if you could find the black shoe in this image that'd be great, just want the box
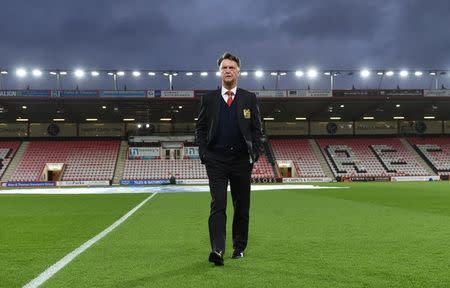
[231,249,244,259]
[208,250,224,266]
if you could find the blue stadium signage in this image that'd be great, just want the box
[120,179,171,185]
[0,90,17,97]
[2,181,56,187]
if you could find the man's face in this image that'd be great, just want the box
[220,59,240,86]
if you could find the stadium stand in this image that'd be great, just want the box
[123,159,207,180]
[0,141,21,178]
[270,139,327,177]
[251,155,275,178]
[122,146,274,180]
[270,139,325,177]
[10,140,119,181]
[316,138,430,177]
[408,137,450,175]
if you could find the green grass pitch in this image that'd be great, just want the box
[1,182,450,287]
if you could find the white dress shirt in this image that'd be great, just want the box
[221,86,237,103]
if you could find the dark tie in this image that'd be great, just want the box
[226,90,234,106]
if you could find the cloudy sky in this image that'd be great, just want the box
[2,0,450,90]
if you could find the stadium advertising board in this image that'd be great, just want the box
[0,90,51,97]
[355,121,397,135]
[333,90,380,97]
[51,90,99,97]
[339,176,391,182]
[159,90,195,97]
[251,178,280,183]
[146,90,155,98]
[265,122,308,136]
[128,147,161,160]
[251,90,286,97]
[100,91,146,97]
[424,90,450,97]
[379,90,423,97]
[391,176,440,182]
[310,121,353,135]
[282,177,333,183]
[0,123,28,137]
[0,90,18,97]
[120,179,171,185]
[194,90,210,98]
[56,181,110,187]
[19,90,51,97]
[333,90,423,97]
[176,179,209,184]
[288,90,332,97]
[1,181,56,187]
[29,123,77,137]
[79,123,124,137]
[184,147,199,159]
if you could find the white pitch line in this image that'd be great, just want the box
[2,184,347,195]
[22,192,158,288]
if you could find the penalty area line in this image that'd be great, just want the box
[23,192,158,288]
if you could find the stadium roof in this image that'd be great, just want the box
[0,92,449,123]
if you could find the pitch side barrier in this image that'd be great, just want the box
[0,180,110,188]
[336,175,443,182]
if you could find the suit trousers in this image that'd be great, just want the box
[205,150,253,253]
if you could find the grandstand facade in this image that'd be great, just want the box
[1,88,450,186]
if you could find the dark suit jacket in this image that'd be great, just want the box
[195,88,264,164]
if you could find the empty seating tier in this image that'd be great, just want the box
[270,139,326,177]
[0,141,21,178]
[408,137,450,175]
[11,140,119,181]
[316,138,429,177]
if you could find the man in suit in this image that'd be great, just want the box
[195,52,263,266]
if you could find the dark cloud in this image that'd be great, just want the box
[277,1,384,41]
[380,0,450,68]
[1,0,450,74]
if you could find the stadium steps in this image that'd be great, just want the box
[309,139,335,178]
[1,141,29,182]
[264,140,281,178]
[112,140,128,184]
[400,138,436,175]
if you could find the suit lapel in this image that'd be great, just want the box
[235,88,245,132]
[212,89,221,131]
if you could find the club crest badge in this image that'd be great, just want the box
[243,109,251,119]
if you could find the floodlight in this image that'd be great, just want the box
[74,69,85,78]
[307,69,318,78]
[295,70,304,77]
[16,68,27,77]
[32,69,42,77]
[399,70,409,77]
[360,69,370,78]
